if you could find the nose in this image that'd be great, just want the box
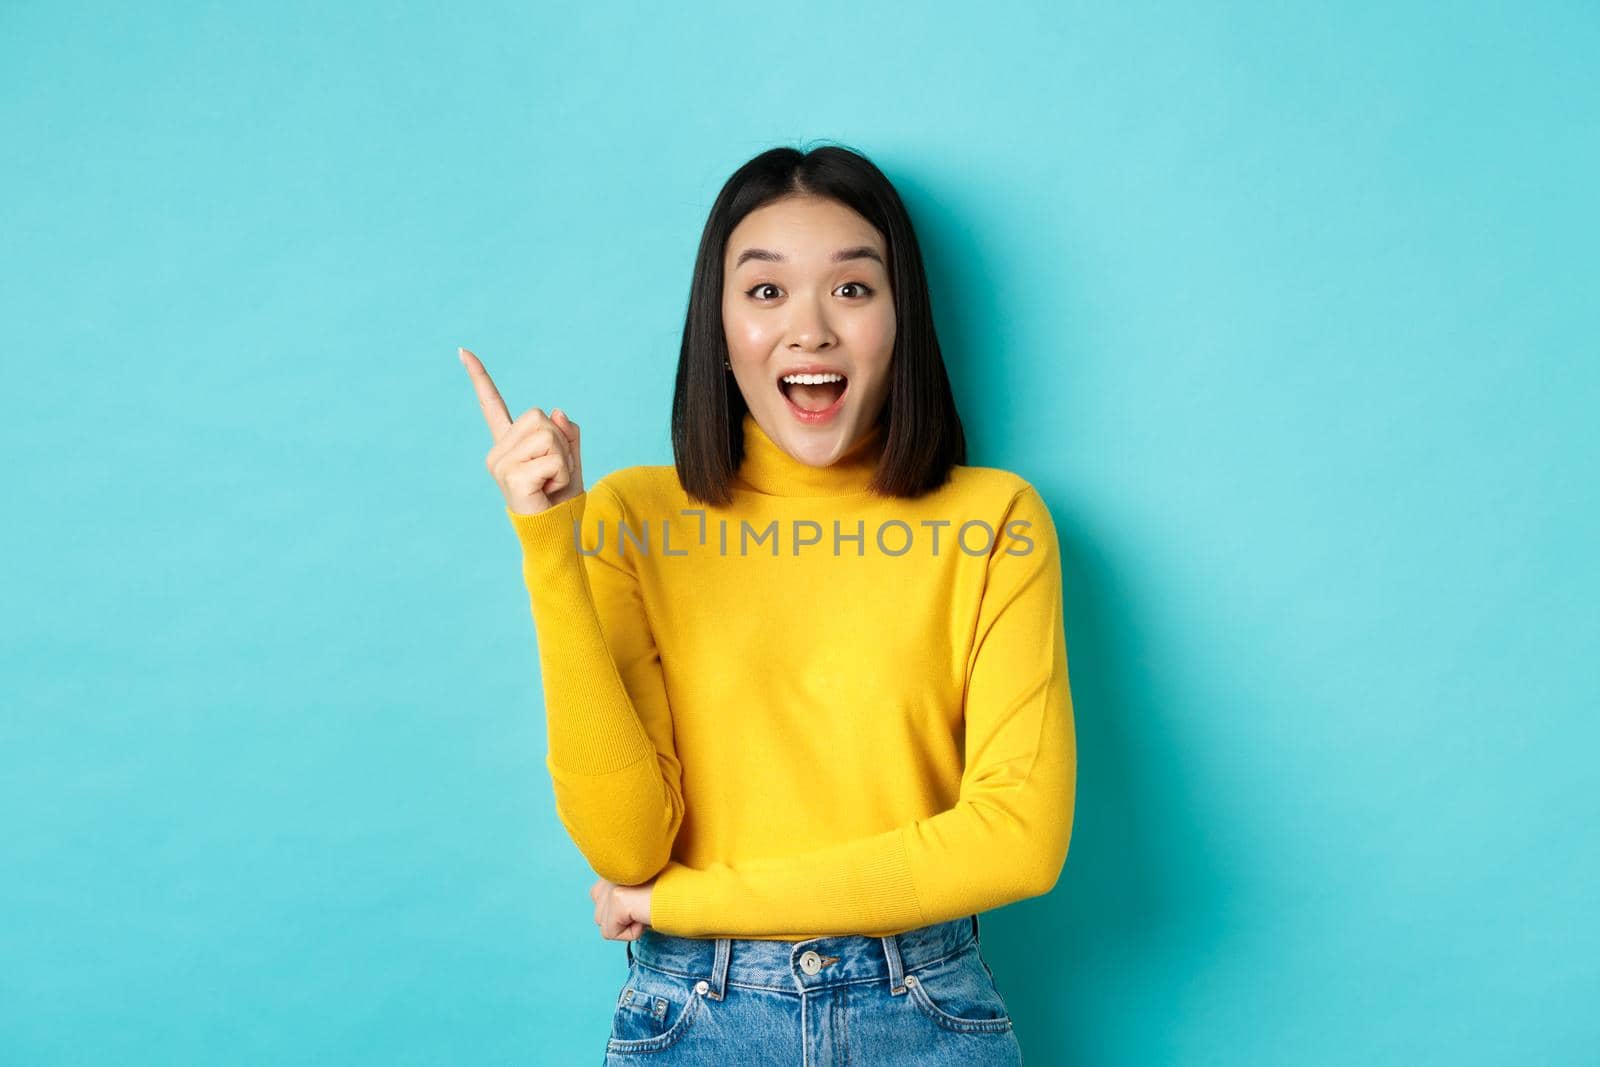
[786,296,837,351]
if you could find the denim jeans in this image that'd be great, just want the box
[603,913,1022,1065]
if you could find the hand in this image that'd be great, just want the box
[460,346,584,516]
[590,875,654,942]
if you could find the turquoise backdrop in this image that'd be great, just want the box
[3,2,1595,1064]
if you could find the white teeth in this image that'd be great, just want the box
[780,372,846,385]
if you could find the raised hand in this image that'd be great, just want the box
[460,346,584,515]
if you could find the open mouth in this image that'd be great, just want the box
[777,372,849,419]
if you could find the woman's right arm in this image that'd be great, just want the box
[507,482,686,887]
[461,346,683,886]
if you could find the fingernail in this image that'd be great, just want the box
[552,408,564,420]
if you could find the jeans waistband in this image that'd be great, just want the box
[625,914,981,1000]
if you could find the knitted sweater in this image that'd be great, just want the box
[505,410,1075,939]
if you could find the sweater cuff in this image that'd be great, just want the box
[647,861,700,937]
[505,493,588,561]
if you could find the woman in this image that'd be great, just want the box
[461,144,1075,1065]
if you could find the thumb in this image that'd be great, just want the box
[551,408,581,448]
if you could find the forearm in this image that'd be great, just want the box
[508,495,683,880]
[648,753,1074,938]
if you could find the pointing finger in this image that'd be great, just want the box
[459,346,513,439]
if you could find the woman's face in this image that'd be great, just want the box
[722,194,896,467]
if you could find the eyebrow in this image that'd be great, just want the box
[732,245,885,269]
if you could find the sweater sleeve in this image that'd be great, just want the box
[646,484,1075,937]
[505,480,685,886]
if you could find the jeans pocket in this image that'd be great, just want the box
[606,961,709,1055]
[903,943,1015,1034]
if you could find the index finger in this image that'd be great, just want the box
[458,346,513,438]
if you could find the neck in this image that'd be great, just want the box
[734,410,886,497]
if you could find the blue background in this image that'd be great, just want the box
[4,2,1595,1063]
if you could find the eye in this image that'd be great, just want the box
[743,282,876,302]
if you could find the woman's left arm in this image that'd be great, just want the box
[644,484,1076,938]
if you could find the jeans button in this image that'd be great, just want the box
[799,950,822,975]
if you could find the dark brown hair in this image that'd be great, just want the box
[671,142,967,507]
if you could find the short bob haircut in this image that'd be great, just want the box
[671,143,967,507]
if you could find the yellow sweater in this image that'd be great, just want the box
[505,410,1075,940]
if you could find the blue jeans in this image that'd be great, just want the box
[603,913,1022,1065]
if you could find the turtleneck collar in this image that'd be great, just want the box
[734,410,886,497]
